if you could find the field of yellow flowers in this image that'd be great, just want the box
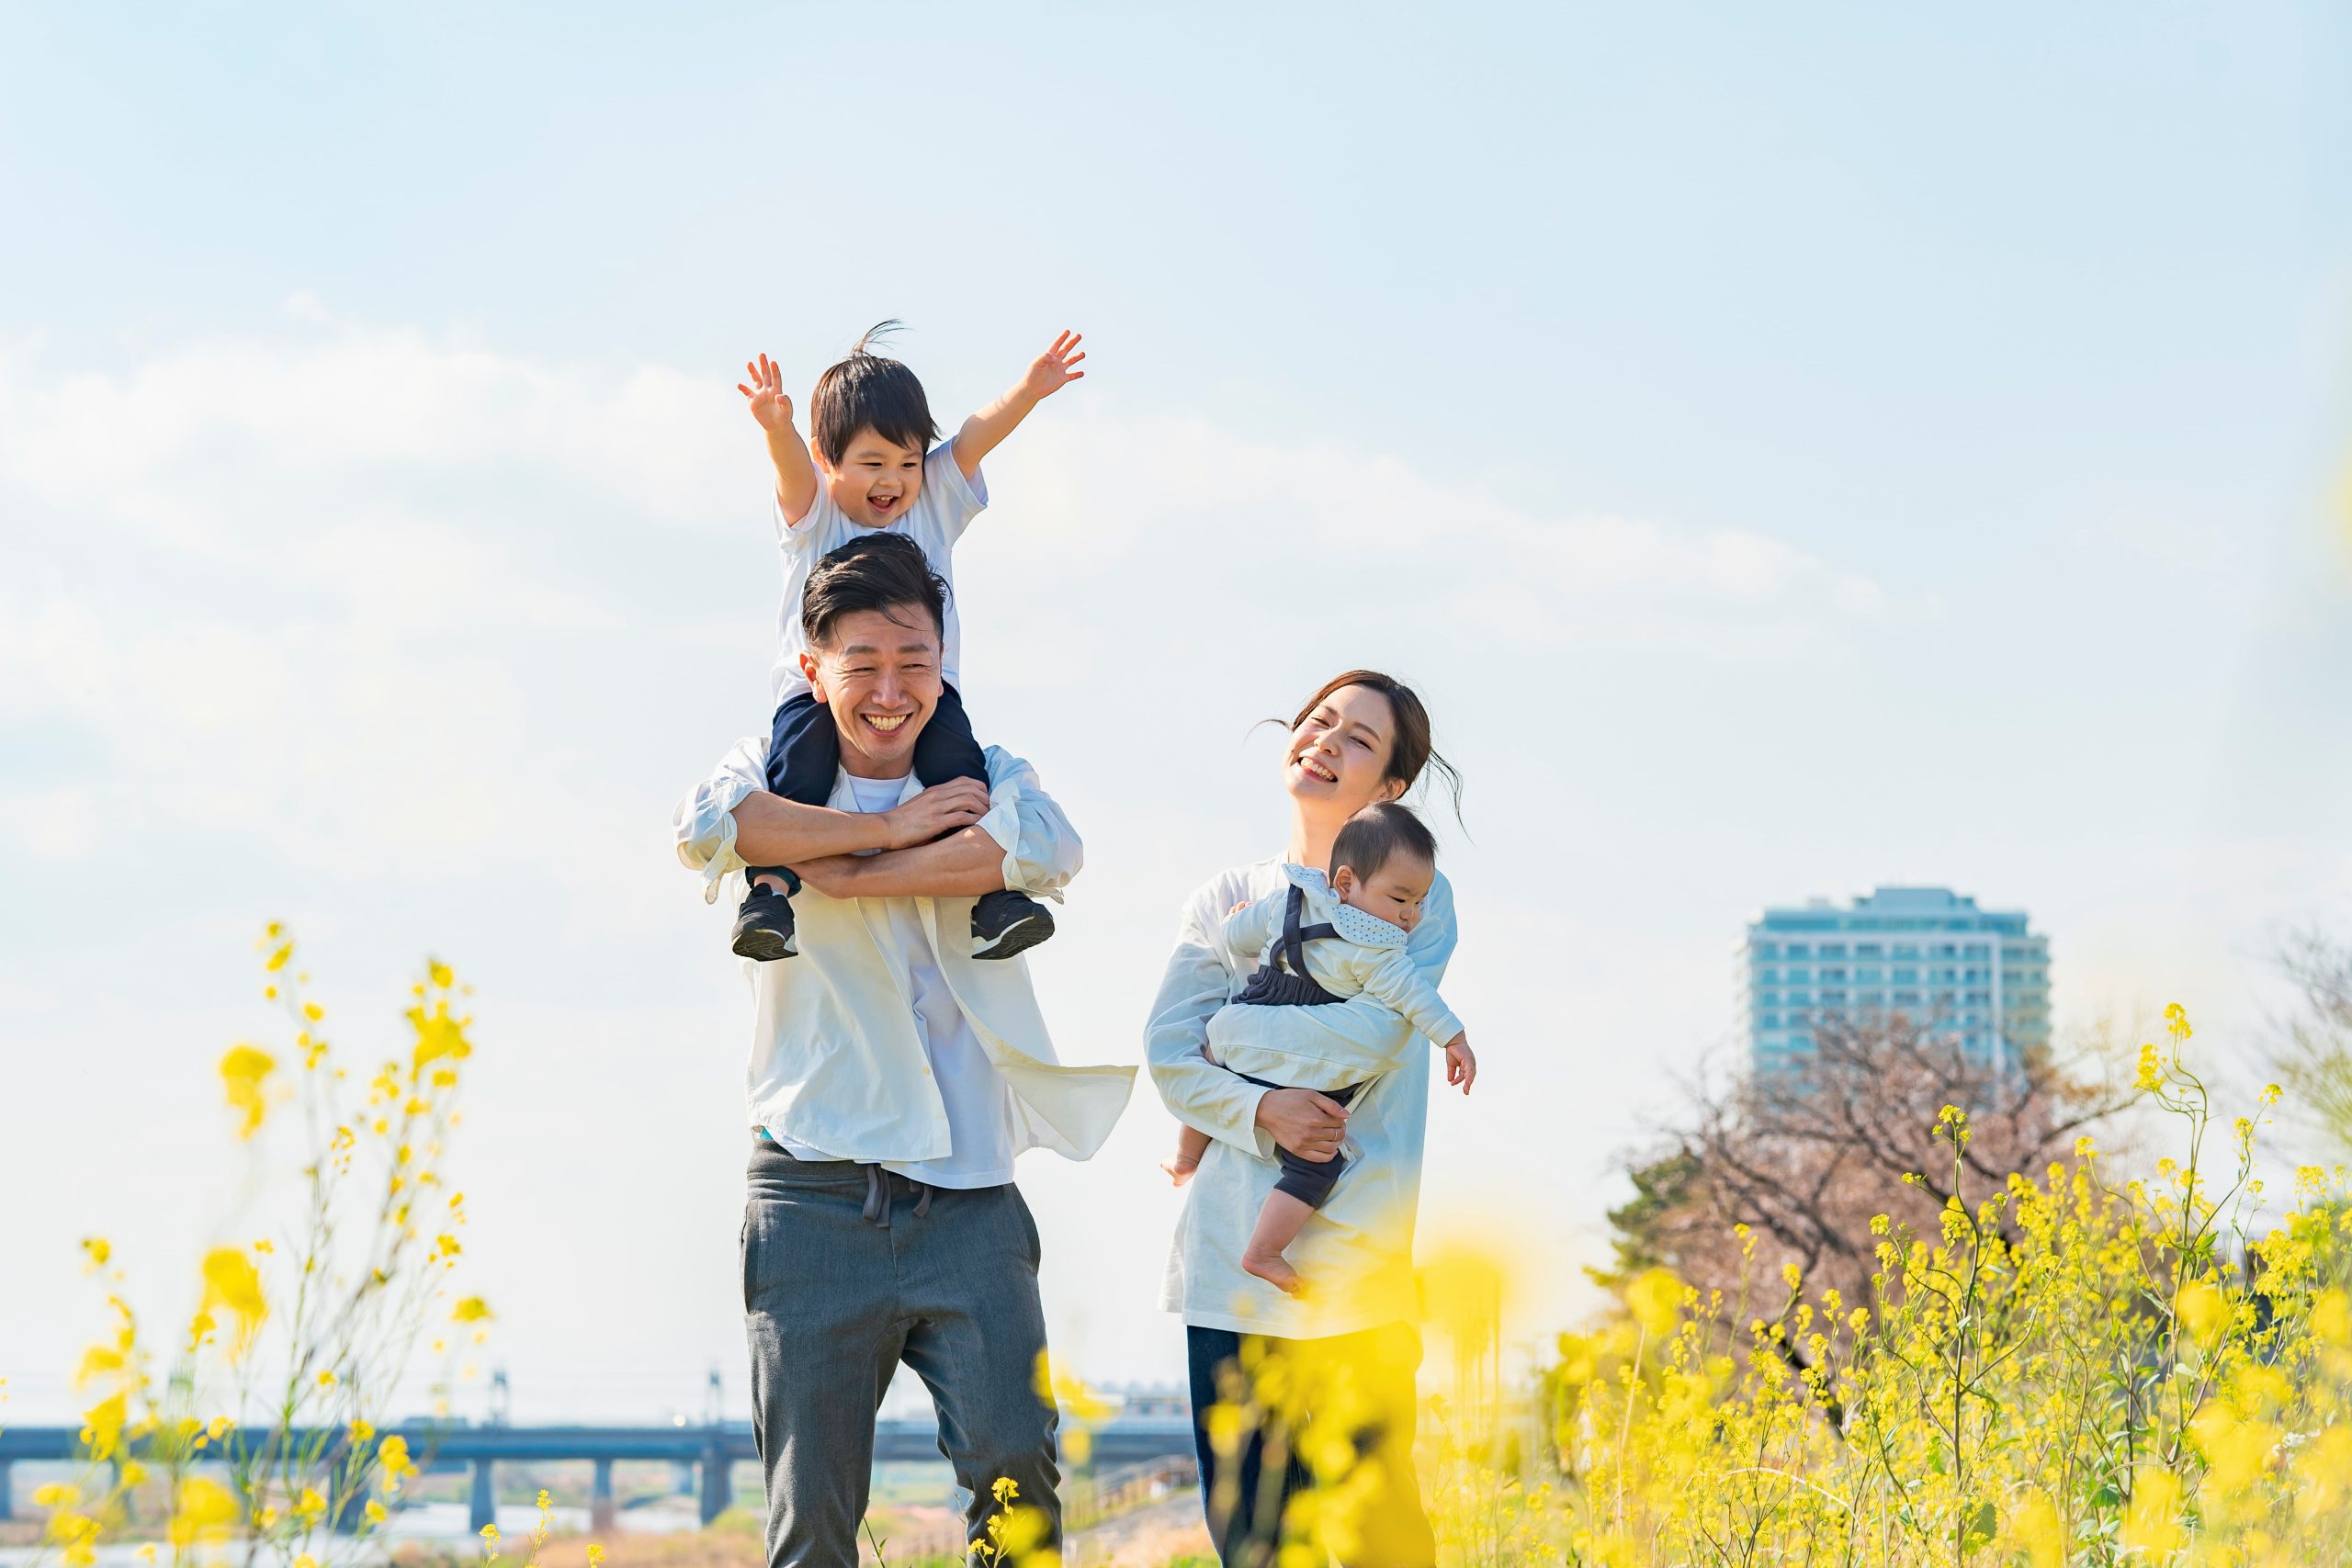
[20,936,2352,1567]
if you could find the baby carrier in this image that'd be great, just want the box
[1235,882,1346,1009]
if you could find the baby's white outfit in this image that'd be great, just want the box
[1205,864,1465,1094]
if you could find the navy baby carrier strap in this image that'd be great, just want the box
[1235,883,1345,1008]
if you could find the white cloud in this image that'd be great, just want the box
[0,310,1897,883]
[986,412,1895,657]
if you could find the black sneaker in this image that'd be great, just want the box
[971,890,1054,961]
[731,882,798,962]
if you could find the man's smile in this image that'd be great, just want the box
[862,713,912,734]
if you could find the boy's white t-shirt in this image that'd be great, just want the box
[768,444,987,706]
[773,768,1018,1190]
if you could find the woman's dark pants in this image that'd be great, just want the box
[1185,1322,1435,1568]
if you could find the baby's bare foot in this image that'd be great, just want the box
[1242,1247,1304,1297]
[1159,1157,1199,1188]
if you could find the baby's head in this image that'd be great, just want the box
[809,321,941,528]
[1328,802,1439,933]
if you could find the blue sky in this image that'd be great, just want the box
[3,3,2346,1417]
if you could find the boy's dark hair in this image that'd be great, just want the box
[1329,801,1439,883]
[809,321,940,467]
[800,533,951,650]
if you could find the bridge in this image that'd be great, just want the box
[0,1414,1197,1532]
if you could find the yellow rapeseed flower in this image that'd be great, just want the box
[169,1477,240,1548]
[2120,1469,2185,1556]
[1626,1269,1681,1338]
[452,1295,492,1323]
[2007,1489,2064,1568]
[73,1346,123,1387]
[79,1391,127,1460]
[197,1248,266,1351]
[219,1044,277,1137]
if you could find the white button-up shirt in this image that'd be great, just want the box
[674,739,1135,1168]
[1148,857,1458,1338]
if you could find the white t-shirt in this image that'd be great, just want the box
[773,770,1018,1188]
[768,444,987,705]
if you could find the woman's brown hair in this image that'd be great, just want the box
[1287,670,1464,823]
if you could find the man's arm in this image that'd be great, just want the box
[672,739,987,899]
[734,777,991,866]
[797,746,1082,902]
[950,330,1086,480]
[739,353,820,524]
[795,822,1004,899]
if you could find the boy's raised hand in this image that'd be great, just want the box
[738,354,795,432]
[1018,331,1087,402]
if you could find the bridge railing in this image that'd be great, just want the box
[0,1415,1198,1532]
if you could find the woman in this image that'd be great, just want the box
[1146,670,1463,1568]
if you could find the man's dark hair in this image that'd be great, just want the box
[1329,801,1439,882]
[800,533,950,650]
[809,321,940,467]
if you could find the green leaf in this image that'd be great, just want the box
[1959,1499,1998,1551]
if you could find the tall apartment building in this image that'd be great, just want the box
[1740,886,2051,1075]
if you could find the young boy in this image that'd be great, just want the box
[729,322,1086,962]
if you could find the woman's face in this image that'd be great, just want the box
[1283,683,1403,816]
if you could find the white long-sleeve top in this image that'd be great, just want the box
[1148,857,1458,1338]
[674,739,1135,1167]
[1204,865,1465,1093]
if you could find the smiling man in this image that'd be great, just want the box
[673,534,1134,1566]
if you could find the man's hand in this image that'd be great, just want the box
[787,853,861,900]
[880,778,992,850]
[1019,330,1086,402]
[1255,1087,1349,1162]
[738,353,796,433]
[1442,1032,1476,1094]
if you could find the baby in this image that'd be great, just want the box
[729,322,1084,963]
[1166,801,1476,1294]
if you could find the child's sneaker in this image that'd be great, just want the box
[971,890,1054,961]
[732,882,798,962]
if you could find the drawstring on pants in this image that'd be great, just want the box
[860,1164,933,1228]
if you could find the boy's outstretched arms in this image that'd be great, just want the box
[952,330,1086,480]
[739,353,821,525]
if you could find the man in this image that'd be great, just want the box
[673,534,1134,1565]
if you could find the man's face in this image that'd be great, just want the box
[799,605,943,777]
[820,426,926,528]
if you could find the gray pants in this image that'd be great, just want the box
[741,1136,1060,1567]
